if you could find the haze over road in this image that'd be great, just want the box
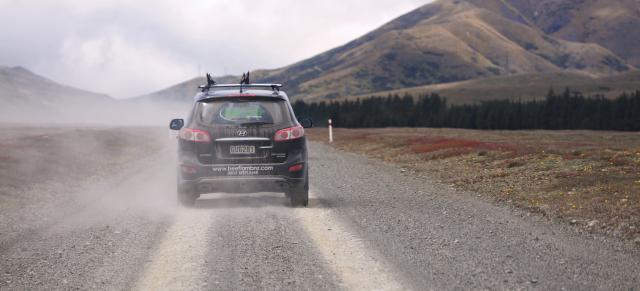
[1,126,639,290]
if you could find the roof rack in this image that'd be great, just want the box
[199,73,216,91]
[199,71,282,93]
[203,84,282,90]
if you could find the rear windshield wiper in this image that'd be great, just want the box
[240,121,273,126]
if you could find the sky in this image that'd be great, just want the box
[0,0,431,98]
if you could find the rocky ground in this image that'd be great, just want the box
[307,127,640,246]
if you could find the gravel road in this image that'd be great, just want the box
[1,126,639,290]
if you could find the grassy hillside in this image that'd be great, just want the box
[342,70,640,104]
[507,0,640,67]
[139,0,634,103]
[255,0,631,100]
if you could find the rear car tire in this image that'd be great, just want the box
[290,189,308,207]
[177,184,197,207]
[288,171,309,207]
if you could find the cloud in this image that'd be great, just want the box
[0,0,430,98]
[53,34,195,97]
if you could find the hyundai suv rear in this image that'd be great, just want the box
[169,79,312,207]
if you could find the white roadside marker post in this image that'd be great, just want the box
[328,118,333,143]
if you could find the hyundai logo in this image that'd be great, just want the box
[237,129,248,137]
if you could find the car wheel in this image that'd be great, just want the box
[289,170,309,207]
[177,184,197,207]
[290,189,308,207]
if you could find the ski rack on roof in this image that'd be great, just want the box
[199,71,282,93]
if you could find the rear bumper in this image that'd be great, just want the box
[178,149,307,194]
[180,176,305,194]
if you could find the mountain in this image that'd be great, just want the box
[506,0,640,67]
[141,0,636,103]
[0,65,112,109]
[134,75,237,104]
[0,66,176,124]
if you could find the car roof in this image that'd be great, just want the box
[194,89,289,102]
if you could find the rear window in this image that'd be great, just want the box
[195,99,294,126]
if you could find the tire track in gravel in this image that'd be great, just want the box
[295,189,408,290]
[134,210,215,290]
[135,190,409,291]
[201,193,344,290]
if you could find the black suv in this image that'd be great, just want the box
[169,77,312,207]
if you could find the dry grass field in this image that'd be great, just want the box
[308,128,640,243]
[344,71,640,105]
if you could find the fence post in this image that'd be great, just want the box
[328,119,333,143]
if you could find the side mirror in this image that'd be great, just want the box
[298,117,313,128]
[169,118,184,130]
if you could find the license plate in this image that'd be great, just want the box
[230,145,255,154]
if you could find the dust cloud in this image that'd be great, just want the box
[0,96,191,126]
[0,94,297,247]
[0,98,293,242]
[0,124,181,247]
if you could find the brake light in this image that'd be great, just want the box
[274,125,304,142]
[179,128,211,143]
[288,163,304,172]
[181,165,198,174]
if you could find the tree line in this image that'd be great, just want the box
[292,89,640,131]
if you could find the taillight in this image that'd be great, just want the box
[181,165,198,174]
[274,125,304,142]
[179,128,211,143]
[288,163,304,172]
